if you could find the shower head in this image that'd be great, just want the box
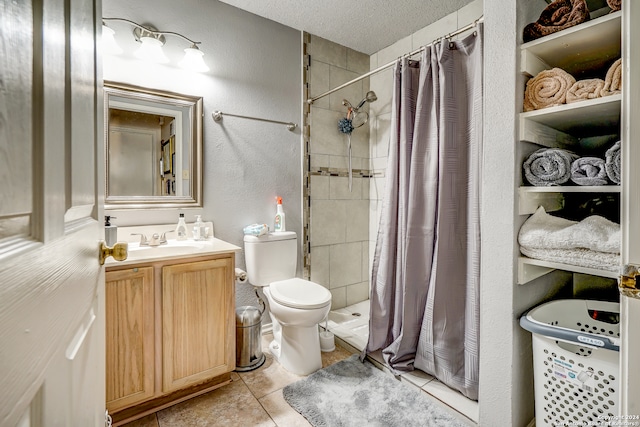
[356,91,378,109]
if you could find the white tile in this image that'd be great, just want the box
[374,112,392,158]
[361,242,369,281]
[370,177,386,202]
[308,35,346,68]
[328,308,353,329]
[310,154,329,169]
[310,200,346,246]
[330,286,347,310]
[368,240,377,279]
[350,125,370,158]
[330,176,362,200]
[369,53,377,70]
[309,107,344,156]
[347,49,370,74]
[309,245,330,287]
[371,157,387,173]
[346,282,369,306]
[310,175,329,200]
[377,35,412,67]
[412,13,459,49]
[329,242,362,288]
[422,379,480,423]
[328,66,363,112]
[370,68,394,116]
[329,155,349,170]
[309,59,330,110]
[458,0,484,28]
[400,369,435,388]
[345,200,369,242]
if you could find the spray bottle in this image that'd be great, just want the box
[274,196,286,232]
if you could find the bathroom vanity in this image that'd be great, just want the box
[105,237,239,425]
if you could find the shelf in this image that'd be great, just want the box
[520,11,621,77]
[518,256,618,284]
[520,186,621,193]
[518,186,620,214]
[520,94,621,140]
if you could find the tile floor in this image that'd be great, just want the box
[120,300,478,427]
[119,333,353,427]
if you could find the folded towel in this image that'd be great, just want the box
[523,148,579,186]
[243,223,269,236]
[524,68,576,112]
[566,79,605,104]
[520,247,620,272]
[605,141,621,184]
[519,206,620,254]
[523,0,590,43]
[570,157,608,186]
[600,58,622,97]
[607,0,621,11]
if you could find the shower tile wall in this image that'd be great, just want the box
[304,34,371,309]
[367,0,484,276]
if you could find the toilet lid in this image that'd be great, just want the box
[269,278,332,309]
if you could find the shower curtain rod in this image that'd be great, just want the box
[306,15,484,105]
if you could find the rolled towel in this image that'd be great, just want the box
[605,141,621,184]
[566,79,605,104]
[600,58,622,97]
[524,148,579,186]
[607,0,621,11]
[523,0,590,43]
[570,157,608,186]
[524,68,576,112]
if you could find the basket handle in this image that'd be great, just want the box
[520,314,620,352]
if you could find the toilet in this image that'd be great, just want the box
[244,231,331,375]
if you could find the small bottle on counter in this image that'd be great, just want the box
[193,215,205,241]
[105,215,117,246]
[176,213,187,241]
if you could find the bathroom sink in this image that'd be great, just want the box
[126,240,218,261]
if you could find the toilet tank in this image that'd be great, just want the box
[244,231,297,286]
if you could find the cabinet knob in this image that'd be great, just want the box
[100,241,128,265]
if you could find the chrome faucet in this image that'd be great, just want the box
[130,233,149,246]
[131,230,174,247]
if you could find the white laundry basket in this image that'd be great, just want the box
[520,299,620,427]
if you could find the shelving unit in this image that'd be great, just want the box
[518,10,622,285]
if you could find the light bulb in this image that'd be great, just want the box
[102,25,123,55]
[134,36,169,63]
[179,46,209,72]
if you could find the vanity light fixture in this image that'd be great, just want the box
[102,17,209,72]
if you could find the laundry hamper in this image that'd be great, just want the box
[520,299,620,427]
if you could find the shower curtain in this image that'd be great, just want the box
[366,26,482,400]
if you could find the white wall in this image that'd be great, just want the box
[102,0,302,309]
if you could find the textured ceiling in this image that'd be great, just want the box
[217,0,475,54]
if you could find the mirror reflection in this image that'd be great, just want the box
[104,82,203,209]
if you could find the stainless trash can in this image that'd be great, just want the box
[235,306,265,372]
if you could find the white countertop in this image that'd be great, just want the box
[105,237,241,267]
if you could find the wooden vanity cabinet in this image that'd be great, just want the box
[105,267,155,412]
[105,252,236,420]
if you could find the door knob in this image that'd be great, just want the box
[100,241,128,265]
[619,264,640,299]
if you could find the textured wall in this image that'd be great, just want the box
[103,0,302,311]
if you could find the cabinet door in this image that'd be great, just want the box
[162,257,235,393]
[106,267,155,412]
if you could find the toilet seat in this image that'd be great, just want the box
[269,278,331,309]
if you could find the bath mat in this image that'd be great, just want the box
[283,355,469,427]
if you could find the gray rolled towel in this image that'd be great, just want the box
[524,148,579,186]
[570,157,608,186]
[605,141,621,184]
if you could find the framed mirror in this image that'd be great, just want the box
[104,81,203,209]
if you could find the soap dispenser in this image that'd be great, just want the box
[176,213,187,241]
[105,216,117,246]
[193,215,204,241]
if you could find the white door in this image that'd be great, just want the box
[619,0,640,418]
[0,0,106,426]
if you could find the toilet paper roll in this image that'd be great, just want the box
[235,268,248,284]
